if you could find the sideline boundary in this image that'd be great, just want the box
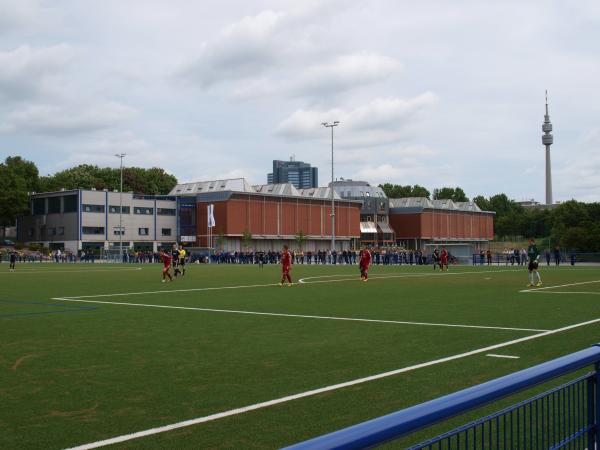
[64,316,600,450]
[0,267,143,275]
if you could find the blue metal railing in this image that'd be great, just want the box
[284,344,600,450]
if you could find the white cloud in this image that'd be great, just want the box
[229,52,402,100]
[178,10,285,88]
[276,93,438,146]
[290,52,401,96]
[554,128,600,202]
[0,44,75,101]
[0,0,54,34]
[1,102,137,135]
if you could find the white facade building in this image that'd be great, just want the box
[17,189,177,253]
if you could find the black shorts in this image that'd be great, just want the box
[528,261,539,271]
[179,259,185,266]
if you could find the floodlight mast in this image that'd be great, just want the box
[115,153,126,261]
[322,121,339,252]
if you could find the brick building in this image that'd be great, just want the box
[171,179,361,251]
[388,198,494,257]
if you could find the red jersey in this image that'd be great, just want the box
[440,249,448,261]
[161,253,172,266]
[360,250,371,267]
[281,250,291,268]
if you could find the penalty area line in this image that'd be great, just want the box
[520,279,600,293]
[49,297,547,332]
[64,316,600,450]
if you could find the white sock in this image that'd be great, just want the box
[535,272,541,283]
[529,273,533,284]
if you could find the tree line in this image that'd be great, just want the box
[0,156,177,236]
[380,183,600,251]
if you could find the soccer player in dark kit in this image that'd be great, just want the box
[160,250,173,282]
[171,244,181,278]
[359,246,371,281]
[527,238,542,287]
[432,248,441,270]
[279,245,293,286]
[9,251,17,272]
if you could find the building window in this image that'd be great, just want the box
[138,227,149,236]
[82,227,105,234]
[47,197,61,214]
[134,207,154,215]
[63,195,78,213]
[109,205,131,214]
[28,228,34,237]
[83,204,105,213]
[157,208,176,216]
[48,227,56,236]
[57,227,65,236]
[113,227,125,236]
[161,228,171,236]
[32,198,45,215]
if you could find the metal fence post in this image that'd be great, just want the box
[588,361,600,449]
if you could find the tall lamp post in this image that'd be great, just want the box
[115,153,126,262]
[322,121,339,251]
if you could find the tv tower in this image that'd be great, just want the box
[542,90,553,205]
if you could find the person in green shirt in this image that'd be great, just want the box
[527,238,542,287]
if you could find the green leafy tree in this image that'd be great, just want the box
[432,187,468,202]
[215,231,226,250]
[379,183,430,199]
[241,229,253,250]
[410,185,431,198]
[295,230,307,250]
[39,164,177,194]
[473,195,491,211]
[0,156,40,236]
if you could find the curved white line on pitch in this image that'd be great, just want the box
[298,268,521,284]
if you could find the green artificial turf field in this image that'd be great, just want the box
[1,261,599,449]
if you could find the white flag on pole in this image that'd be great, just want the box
[208,204,215,228]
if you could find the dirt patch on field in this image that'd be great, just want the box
[48,403,99,421]
[10,354,37,371]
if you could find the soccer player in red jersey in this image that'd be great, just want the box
[359,245,371,281]
[279,245,293,286]
[440,246,449,271]
[160,250,173,282]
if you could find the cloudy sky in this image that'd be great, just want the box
[1,0,599,201]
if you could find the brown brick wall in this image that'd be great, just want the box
[390,210,494,240]
[194,194,360,246]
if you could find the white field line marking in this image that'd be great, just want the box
[50,297,547,332]
[298,268,521,284]
[61,283,280,299]
[523,291,600,295]
[486,354,520,359]
[64,316,600,450]
[520,280,600,293]
[50,268,520,300]
[0,267,143,275]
